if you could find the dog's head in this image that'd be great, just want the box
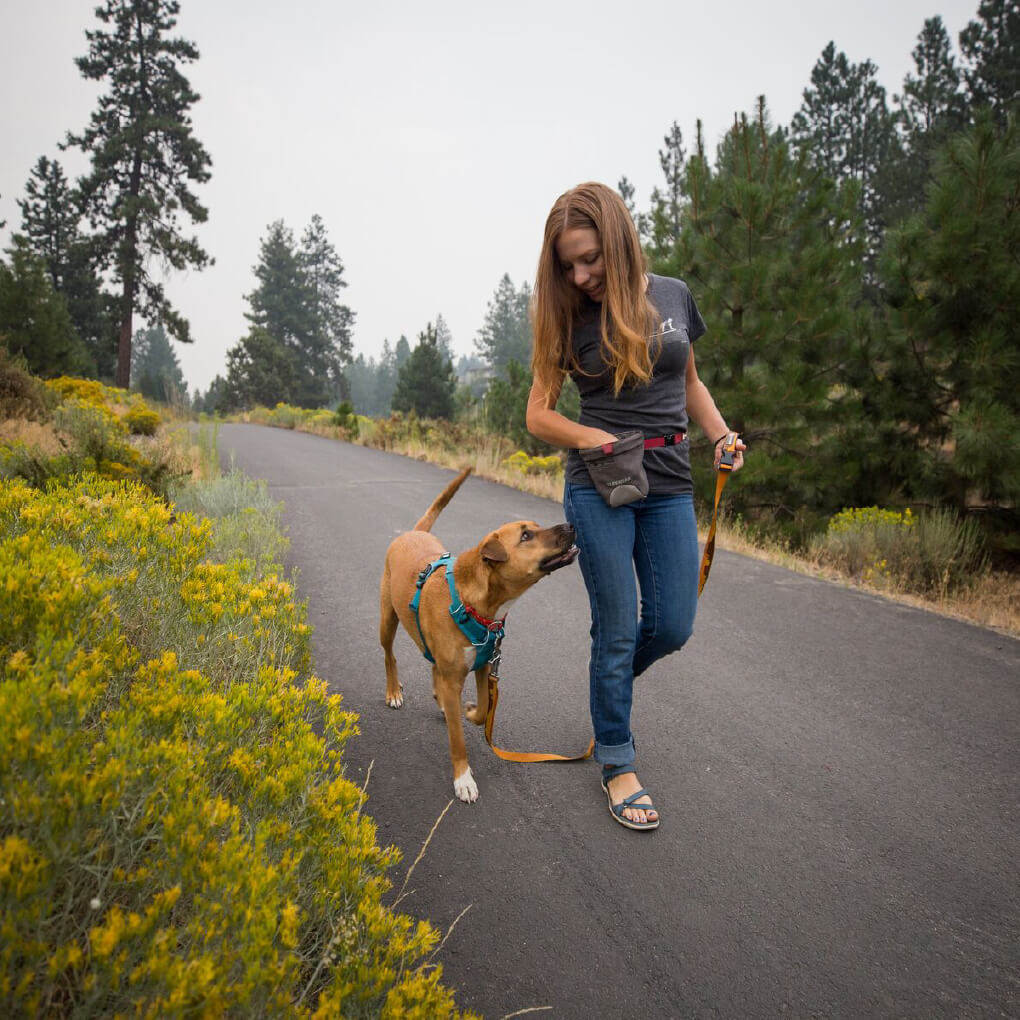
[478,520,578,597]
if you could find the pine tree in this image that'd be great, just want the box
[433,313,455,362]
[876,113,1019,510]
[960,0,1020,125]
[0,246,90,377]
[890,17,969,220]
[648,121,686,259]
[16,156,116,378]
[791,43,901,269]
[655,98,867,525]
[300,213,354,402]
[391,323,456,419]
[473,274,532,380]
[224,327,295,411]
[66,0,212,389]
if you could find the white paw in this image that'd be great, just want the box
[386,693,403,708]
[453,768,479,803]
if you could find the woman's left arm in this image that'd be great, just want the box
[685,348,746,472]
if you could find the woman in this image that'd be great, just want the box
[526,181,745,831]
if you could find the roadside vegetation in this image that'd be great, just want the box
[0,357,475,1018]
[237,400,1020,639]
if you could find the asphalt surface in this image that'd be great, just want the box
[218,423,1019,1020]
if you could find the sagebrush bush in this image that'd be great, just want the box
[812,505,986,595]
[0,476,474,1018]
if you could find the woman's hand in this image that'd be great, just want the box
[713,432,747,473]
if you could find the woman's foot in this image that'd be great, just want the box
[603,770,659,828]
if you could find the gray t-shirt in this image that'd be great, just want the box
[564,273,706,494]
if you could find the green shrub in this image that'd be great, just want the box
[0,347,53,421]
[333,400,359,438]
[0,476,473,1017]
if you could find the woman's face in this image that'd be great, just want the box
[555,226,605,302]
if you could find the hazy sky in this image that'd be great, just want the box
[1,0,982,394]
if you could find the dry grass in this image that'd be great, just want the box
[717,514,1019,638]
[372,435,1020,639]
[0,418,66,456]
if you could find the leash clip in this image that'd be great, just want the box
[488,642,502,680]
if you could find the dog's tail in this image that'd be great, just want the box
[413,467,472,532]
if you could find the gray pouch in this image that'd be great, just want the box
[579,431,649,507]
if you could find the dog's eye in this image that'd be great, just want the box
[520,530,533,542]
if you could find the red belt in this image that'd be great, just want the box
[643,433,686,449]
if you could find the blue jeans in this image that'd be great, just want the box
[563,483,699,769]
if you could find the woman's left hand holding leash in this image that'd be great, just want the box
[713,432,747,473]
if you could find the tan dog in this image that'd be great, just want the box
[379,467,578,802]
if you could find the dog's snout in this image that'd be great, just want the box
[553,523,575,545]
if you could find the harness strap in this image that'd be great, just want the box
[409,553,505,671]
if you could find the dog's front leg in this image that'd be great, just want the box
[435,668,478,803]
[465,664,490,726]
[380,600,402,708]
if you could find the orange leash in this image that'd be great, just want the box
[484,431,740,764]
[484,662,594,763]
[698,431,739,596]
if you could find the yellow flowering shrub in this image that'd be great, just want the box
[0,476,475,1018]
[44,376,117,408]
[502,450,563,476]
[3,378,181,498]
[122,401,161,436]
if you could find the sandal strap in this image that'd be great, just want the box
[621,789,655,809]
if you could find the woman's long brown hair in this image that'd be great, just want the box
[531,181,659,396]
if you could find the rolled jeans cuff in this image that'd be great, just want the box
[594,736,635,768]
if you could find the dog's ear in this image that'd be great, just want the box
[481,536,508,563]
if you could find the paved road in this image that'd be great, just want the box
[218,424,1019,1020]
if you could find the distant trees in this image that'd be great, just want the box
[473,274,532,380]
[225,216,354,410]
[66,0,213,389]
[131,324,187,403]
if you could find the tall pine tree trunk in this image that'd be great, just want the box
[115,151,143,389]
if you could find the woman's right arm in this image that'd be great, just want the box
[526,373,617,450]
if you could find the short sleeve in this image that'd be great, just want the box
[686,287,707,343]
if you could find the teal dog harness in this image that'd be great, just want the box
[409,553,505,671]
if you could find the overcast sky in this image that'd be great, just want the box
[1,0,982,394]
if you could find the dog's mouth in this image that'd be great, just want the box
[539,544,579,572]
